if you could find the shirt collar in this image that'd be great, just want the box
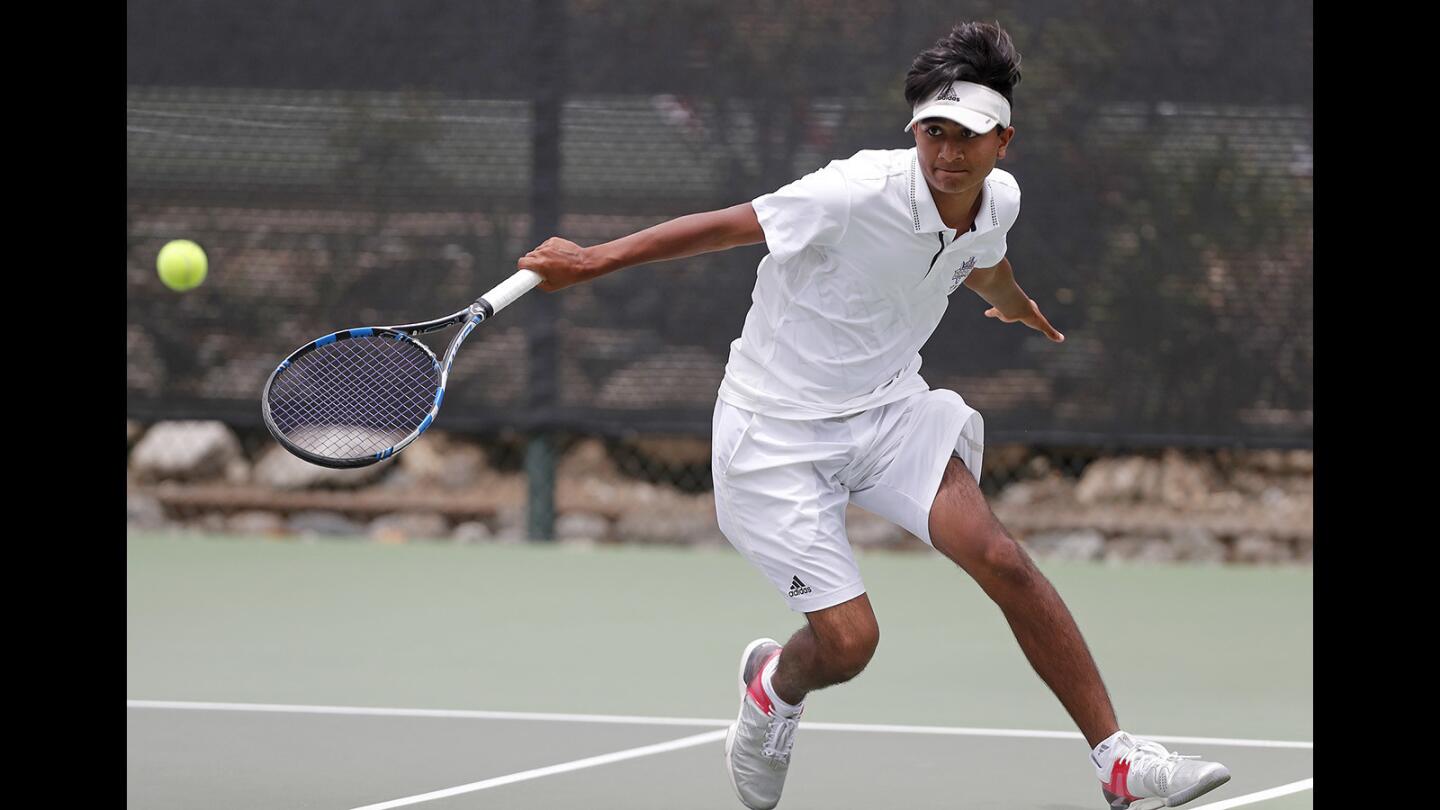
[907,149,998,236]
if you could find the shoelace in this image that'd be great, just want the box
[1120,738,1198,794]
[761,715,800,764]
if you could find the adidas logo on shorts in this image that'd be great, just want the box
[788,576,812,597]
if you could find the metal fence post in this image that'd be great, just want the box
[526,0,564,541]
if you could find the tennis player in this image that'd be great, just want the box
[520,21,1231,810]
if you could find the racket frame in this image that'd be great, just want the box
[261,269,540,469]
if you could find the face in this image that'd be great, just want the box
[913,118,1014,197]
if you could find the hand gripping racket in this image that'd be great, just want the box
[261,269,542,468]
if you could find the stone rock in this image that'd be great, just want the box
[494,505,526,537]
[1231,534,1289,564]
[558,438,619,480]
[492,524,527,544]
[1169,527,1226,562]
[1238,449,1283,473]
[997,476,1072,507]
[452,521,494,544]
[130,421,244,482]
[397,432,487,488]
[1234,448,1313,477]
[1284,450,1314,475]
[253,444,389,490]
[1157,450,1213,509]
[1024,455,1053,477]
[615,508,723,545]
[1103,536,1178,563]
[368,512,450,543]
[981,444,1029,478]
[227,510,288,536]
[375,469,420,490]
[191,513,228,533]
[224,458,251,485]
[438,447,487,486]
[288,510,364,538]
[127,493,168,529]
[1201,491,1247,511]
[1295,534,1313,563]
[845,508,908,548]
[621,436,712,468]
[1022,529,1105,561]
[1227,469,1272,496]
[556,512,611,542]
[1075,457,1160,504]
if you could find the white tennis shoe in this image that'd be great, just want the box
[723,638,801,810]
[1096,732,1231,808]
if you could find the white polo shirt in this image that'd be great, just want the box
[718,147,1021,419]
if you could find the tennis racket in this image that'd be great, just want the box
[261,268,543,469]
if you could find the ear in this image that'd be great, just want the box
[996,127,1016,159]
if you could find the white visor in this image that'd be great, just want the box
[903,81,1011,134]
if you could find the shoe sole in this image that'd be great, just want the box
[1102,768,1232,809]
[1164,768,1231,807]
[724,638,780,809]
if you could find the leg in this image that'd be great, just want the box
[769,593,880,705]
[929,456,1120,748]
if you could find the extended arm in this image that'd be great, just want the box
[519,203,765,292]
[963,257,1065,343]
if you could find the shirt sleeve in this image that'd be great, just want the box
[975,184,1020,268]
[750,162,851,264]
[974,233,1008,269]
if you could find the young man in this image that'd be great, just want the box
[519,21,1231,810]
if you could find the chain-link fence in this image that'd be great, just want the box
[127,1,1312,560]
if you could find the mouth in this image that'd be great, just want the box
[936,167,967,176]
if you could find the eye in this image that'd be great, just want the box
[925,125,944,138]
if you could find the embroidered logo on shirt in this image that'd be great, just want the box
[948,257,978,295]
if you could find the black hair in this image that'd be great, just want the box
[904,21,1022,110]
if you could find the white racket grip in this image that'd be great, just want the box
[482,269,544,315]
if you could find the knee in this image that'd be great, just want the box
[977,533,1037,589]
[818,622,880,682]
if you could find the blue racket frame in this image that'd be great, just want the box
[261,269,541,469]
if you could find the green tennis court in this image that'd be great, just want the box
[127,532,1312,808]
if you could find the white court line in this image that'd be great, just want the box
[126,700,728,728]
[126,699,1313,750]
[346,728,727,810]
[1190,778,1313,809]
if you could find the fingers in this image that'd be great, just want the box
[1026,299,1065,343]
[518,237,583,292]
[518,248,552,291]
[986,301,1066,342]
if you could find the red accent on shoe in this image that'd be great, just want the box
[1107,759,1139,802]
[745,649,783,716]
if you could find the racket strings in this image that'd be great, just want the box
[268,336,441,459]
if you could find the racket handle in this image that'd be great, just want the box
[479,269,544,316]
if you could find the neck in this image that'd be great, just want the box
[928,181,984,231]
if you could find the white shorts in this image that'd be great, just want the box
[711,389,984,613]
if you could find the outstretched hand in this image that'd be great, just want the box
[520,237,593,292]
[984,299,1065,343]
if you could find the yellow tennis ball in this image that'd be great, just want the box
[156,240,208,291]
